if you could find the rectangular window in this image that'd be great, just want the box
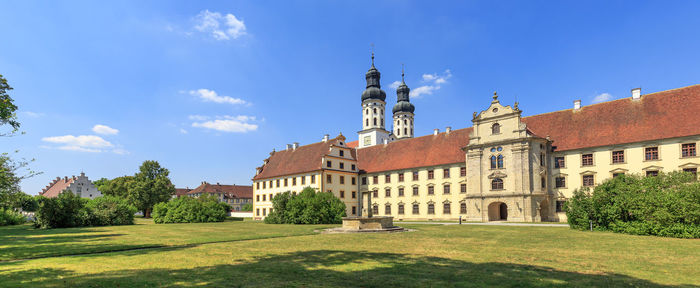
[263,182,266,189]
[292,178,297,186]
[398,204,405,215]
[352,206,356,215]
[372,205,378,215]
[556,201,566,212]
[443,184,450,194]
[428,186,434,195]
[269,181,273,188]
[554,157,565,168]
[428,204,435,215]
[352,191,356,199]
[645,147,659,161]
[262,194,266,201]
[340,191,345,198]
[301,176,305,185]
[555,177,566,188]
[443,203,451,215]
[385,174,391,183]
[339,162,344,169]
[428,170,434,179]
[284,178,288,186]
[351,164,356,171]
[443,168,450,178]
[256,208,260,216]
[385,188,391,197]
[398,187,404,196]
[310,175,315,184]
[362,177,367,185]
[582,175,594,187]
[613,173,624,178]
[682,143,696,157]
[683,168,697,177]
[541,177,546,188]
[460,203,467,214]
[340,176,345,184]
[412,186,419,196]
[339,150,344,157]
[326,161,332,168]
[646,170,659,177]
[398,173,404,182]
[385,204,391,215]
[582,154,593,166]
[373,190,378,198]
[412,204,419,214]
[460,183,467,193]
[256,195,260,202]
[412,171,419,181]
[540,154,545,166]
[352,177,356,185]
[460,167,466,177]
[256,182,260,189]
[612,150,625,164]
[373,176,378,184]
[327,175,332,183]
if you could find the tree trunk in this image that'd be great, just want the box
[145,208,151,218]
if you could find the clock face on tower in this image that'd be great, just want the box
[363,136,371,146]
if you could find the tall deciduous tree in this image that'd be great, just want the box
[128,161,174,217]
[99,176,133,198]
[0,74,19,136]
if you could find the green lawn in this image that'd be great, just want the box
[1,220,698,287]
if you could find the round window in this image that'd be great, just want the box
[493,108,498,113]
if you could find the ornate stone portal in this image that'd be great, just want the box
[335,191,405,232]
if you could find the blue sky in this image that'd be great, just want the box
[2,1,700,194]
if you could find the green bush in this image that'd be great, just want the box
[0,208,25,226]
[34,192,138,229]
[265,187,346,224]
[566,172,700,238]
[152,195,230,224]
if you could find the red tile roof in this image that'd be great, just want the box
[523,84,700,151]
[346,140,359,148]
[252,136,340,180]
[188,182,253,199]
[174,188,191,197]
[357,128,472,173]
[40,177,76,198]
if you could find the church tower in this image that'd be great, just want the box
[358,53,391,148]
[392,67,415,139]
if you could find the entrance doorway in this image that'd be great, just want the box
[488,202,508,221]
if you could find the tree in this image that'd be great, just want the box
[0,74,19,136]
[99,176,133,198]
[265,187,346,224]
[241,203,253,212]
[128,161,175,218]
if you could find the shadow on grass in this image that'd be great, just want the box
[1,250,687,287]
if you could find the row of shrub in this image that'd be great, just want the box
[264,187,346,224]
[566,171,700,238]
[152,195,230,224]
[34,192,137,229]
[0,208,25,226]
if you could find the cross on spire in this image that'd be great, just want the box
[370,43,375,66]
[401,63,405,82]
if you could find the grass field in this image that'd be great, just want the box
[1,219,698,287]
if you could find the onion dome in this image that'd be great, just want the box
[392,69,415,113]
[361,53,387,102]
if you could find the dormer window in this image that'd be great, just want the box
[492,123,500,134]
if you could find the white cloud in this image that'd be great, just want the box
[593,93,612,103]
[22,111,44,118]
[179,128,189,134]
[189,89,247,105]
[92,124,119,135]
[191,115,258,133]
[111,148,129,155]
[408,69,452,99]
[42,135,114,152]
[188,115,210,121]
[389,81,402,89]
[194,10,247,40]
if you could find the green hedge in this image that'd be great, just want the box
[152,195,230,224]
[0,208,25,226]
[566,172,700,238]
[264,187,346,224]
[34,192,137,229]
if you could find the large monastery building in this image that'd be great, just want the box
[252,55,700,222]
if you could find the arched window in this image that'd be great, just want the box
[404,128,407,135]
[381,109,383,115]
[373,108,377,114]
[373,118,377,125]
[497,155,504,168]
[492,123,500,134]
[492,178,504,190]
[396,120,399,126]
[366,119,369,126]
[381,118,384,126]
[397,129,401,136]
[366,109,369,115]
[404,119,407,125]
[490,156,497,169]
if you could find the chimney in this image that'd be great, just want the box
[216,182,220,185]
[433,129,439,135]
[383,138,389,145]
[574,100,582,110]
[292,142,299,150]
[631,88,641,100]
[445,127,452,134]
[322,134,329,142]
[64,176,68,181]
[286,144,292,150]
